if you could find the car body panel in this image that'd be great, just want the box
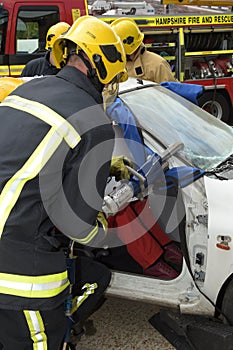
[204,176,233,302]
[104,78,233,318]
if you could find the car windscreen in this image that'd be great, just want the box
[120,85,233,170]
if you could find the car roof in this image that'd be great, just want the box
[118,78,157,94]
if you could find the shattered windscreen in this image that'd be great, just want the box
[120,85,233,170]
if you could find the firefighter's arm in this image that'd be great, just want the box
[157,60,177,83]
[67,211,108,246]
[86,156,133,242]
[59,105,115,246]
[61,152,132,246]
[65,155,132,245]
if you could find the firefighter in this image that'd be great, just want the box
[110,17,177,83]
[20,21,70,77]
[0,15,127,350]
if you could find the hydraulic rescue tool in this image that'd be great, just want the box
[102,142,184,217]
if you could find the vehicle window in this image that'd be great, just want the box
[120,85,233,170]
[0,9,8,54]
[16,7,60,54]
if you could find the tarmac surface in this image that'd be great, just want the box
[77,296,175,350]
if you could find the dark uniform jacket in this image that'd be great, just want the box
[21,51,60,77]
[0,66,114,310]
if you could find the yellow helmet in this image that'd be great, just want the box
[45,22,70,50]
[52,15,127,85]
[110,18,144,55]
[0,77,24,102]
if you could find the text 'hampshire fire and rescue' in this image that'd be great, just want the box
[153,14,233,26]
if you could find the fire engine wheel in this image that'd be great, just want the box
[197,91,230,123]
[221,279,233,325]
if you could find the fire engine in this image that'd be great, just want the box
[1,1,233,123]
[161,0,233,6]
[99,12,233,123]
[90,0,155,15]
[0,0,88,77]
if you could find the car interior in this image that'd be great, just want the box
[82,115,186,281]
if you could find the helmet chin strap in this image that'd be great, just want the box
[79,52,104,93]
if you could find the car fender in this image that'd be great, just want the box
[203,176,233,302]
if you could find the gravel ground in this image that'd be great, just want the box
[76,296,175,350]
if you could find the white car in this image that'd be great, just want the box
[95,79,233,343]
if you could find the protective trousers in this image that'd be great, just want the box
[0,304,66,350]
[71,255,112,327]
[0,257,111,349]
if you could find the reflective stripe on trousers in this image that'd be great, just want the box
[0,304,66,349]
[24,311,48,350]
[71,282,98,315]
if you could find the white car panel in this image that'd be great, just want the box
[102,78,233,320]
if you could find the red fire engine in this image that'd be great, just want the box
[100,13,233,123]
[1,1,233,123]
[0,0,88,77]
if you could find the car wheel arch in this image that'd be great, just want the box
[215,273,233,324]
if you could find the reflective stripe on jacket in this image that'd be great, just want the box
[0,66,114,310]
[0,95,81,236]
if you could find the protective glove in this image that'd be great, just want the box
[110,156,133,181]
[102,82,119,110]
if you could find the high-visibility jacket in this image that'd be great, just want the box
[0,66,114,310]
[126,44,177,83]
